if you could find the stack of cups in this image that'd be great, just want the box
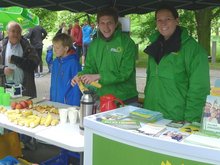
[58,107,79,124]
[0,87,11,106]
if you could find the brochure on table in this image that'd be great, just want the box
[84,106,220,165]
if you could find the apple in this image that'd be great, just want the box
[19,101,28,109]
[15,103,22,109]
[25,100,33,108]
[11,102,17,109]
[25,100,33,106]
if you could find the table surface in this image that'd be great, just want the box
[0,100,84,153]
[35,123,84,152]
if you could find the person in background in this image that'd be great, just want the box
[68,23,72,35]
[56,22,68,35]
[0,21,39,98]
[0,21,39,150]
[0,31,4,41]
[61,23,68,34]
[56,23,63,36]
[71,7,138,105]
[81,20,92,67]
[0,31,4,53]
[143,4,210,122]
[46,45,53,73]
[90,22,97,40]
[25,25,47,78]
[50,33,81,106]
[71,19,83,60]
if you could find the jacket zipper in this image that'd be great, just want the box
[55,61,62,100]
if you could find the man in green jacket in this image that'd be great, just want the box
[144,5,210,122]
[71,7,138,104]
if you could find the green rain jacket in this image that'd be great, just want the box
[144,27,210,122]
[80,28,138,101]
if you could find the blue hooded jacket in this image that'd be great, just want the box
[50,53,82,106]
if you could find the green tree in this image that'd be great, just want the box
[30,8,57,33]
[129,13,155,44]
[195,8,220,54]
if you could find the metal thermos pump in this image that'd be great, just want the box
[79,91,94,130]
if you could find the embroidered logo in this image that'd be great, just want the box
[110,47,122,53]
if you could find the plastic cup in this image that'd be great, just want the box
[59,108,69,124]
[2,93,10,106]
[68,107,79,124]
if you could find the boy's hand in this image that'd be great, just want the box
[71,75,80,86]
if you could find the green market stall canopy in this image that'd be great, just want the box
[0,0,220,15]
[0,6,39,30]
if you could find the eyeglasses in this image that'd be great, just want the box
[156,17,176,24]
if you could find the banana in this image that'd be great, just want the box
[22,110,33,117]
[90,81,102,88]
[78,80,89,92]
[7,113,22,122]
[6,109,20,115]
[50,107,59,114]
[18,117,26,126]
[0,107,7,113]
[24,115,38,127]
[30,116,41,128]
[44,113,52,127]
[51,119,59,126]
[40,117,46,125]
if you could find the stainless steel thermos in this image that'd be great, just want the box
[79,91,94,130]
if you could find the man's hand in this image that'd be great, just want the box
[4,67,14,76]
[80,74,100,84]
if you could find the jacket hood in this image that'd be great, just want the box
[57,53,78,63]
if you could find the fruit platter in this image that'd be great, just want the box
[0,99,60,128]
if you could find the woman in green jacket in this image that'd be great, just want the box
[71,7,138,104]
[144,5,210,122]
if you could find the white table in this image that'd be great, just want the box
[0,101,84,165]
[35,123,84,165]
[0,113,48,137]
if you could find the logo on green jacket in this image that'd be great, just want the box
[110,47,122,53]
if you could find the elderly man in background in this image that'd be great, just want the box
[0,21,39,98]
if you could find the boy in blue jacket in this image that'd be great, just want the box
[50,33,82,106]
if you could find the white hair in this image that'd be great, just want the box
[7,21,22,32]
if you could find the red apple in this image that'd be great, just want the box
[19,101,28,109]
[25,100,33,106]
[11,102,17,109]
[15,103,22,109]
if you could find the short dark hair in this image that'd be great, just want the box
[52,33,72,48]
[97,7,118,23]
[155,4,179,19]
